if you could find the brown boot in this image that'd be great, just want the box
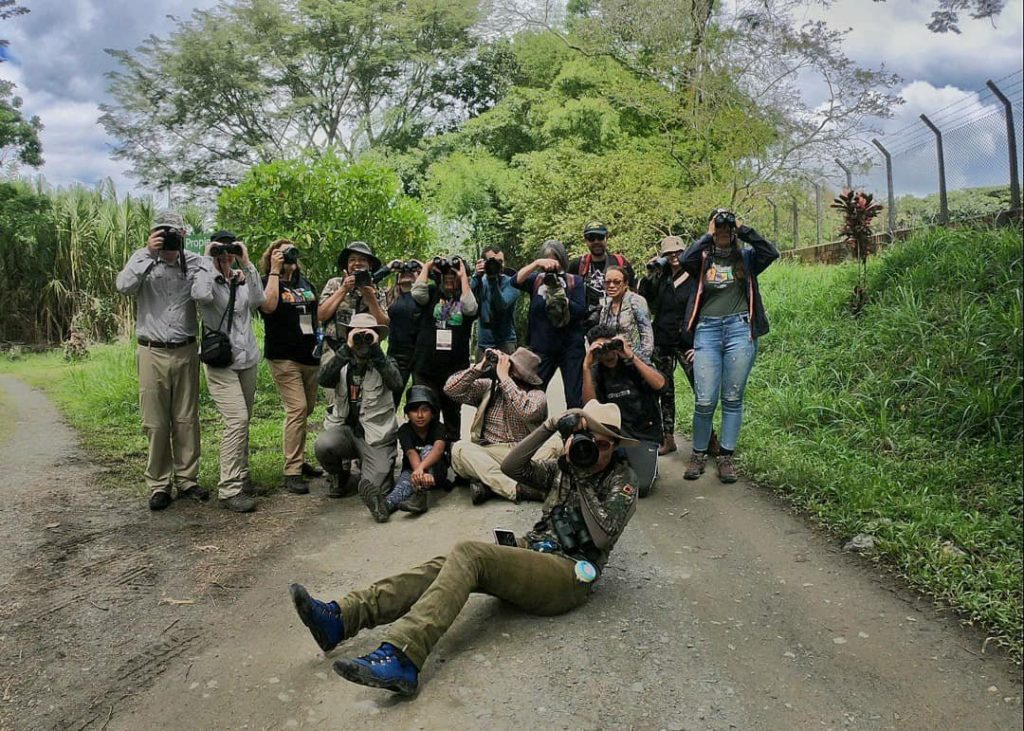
[708,431,721,457]
[716,454,738,483]
[658,434,677,456]
[683,452,707,480]
[515,483,547,503]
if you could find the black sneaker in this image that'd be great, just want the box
[220,493,257,513]
[301,462,324,478]
[397,491,428,515]
[179,485,210,502]
[369,494,391,523]
[283,475,310,495]
[148,490,172,511]
[469,481,492,506]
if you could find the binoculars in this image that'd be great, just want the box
[646,256,669,272]
[594,339,624,357]
[351,331,375,347]
[390,260,422,273]
[433,256,464,272]
[713,210,737,228]
[210,242,242,257]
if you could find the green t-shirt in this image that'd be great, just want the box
[700,255,747,318]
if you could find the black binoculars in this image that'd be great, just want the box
[595,339,624,357]
[390,260,422,273]
[210,242,242,257]
[433,256,464,272]
[713,210,737,228]
[646,256,669,272]
[351,331,375,347]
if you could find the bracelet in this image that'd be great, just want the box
[268,272,280,277]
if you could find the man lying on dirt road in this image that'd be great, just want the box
[288,400,639,696]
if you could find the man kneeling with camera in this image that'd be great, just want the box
[444,347,555,504]
[314,313,403,522]
[288,400,638,696]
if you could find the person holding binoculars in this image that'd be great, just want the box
[679,209,779,483]
[287,400,638,698]
[383,259,424,404]
[582,325,665,496]
[259,239,322,494]
[470,245,520,361]
[411,254,478,442]
[595,264,654,364]
[314,313,402,521]
[191,232,266,512]
[116,210,208,511]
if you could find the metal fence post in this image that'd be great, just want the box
[872,138,896,234]
[919,114,949,224]
[835,159,853,190]
[986,79,1022,214]
[766,197,779,243]
[791,197,799,248]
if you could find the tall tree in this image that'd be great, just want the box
[100,0,482,192]
[0,1,41,170]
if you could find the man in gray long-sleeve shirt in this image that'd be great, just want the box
[115,210,209,511]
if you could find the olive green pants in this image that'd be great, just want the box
[337,541,591,669]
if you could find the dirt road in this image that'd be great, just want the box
[1,375,1021,730]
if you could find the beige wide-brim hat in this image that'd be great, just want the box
[580,399,640,447]
[340,312,389,339]
[509,347,543,386]
[659,235,685,255]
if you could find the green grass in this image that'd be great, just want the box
[0,320,327,496]
[673,226,1024,659]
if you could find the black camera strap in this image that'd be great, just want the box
[212,276,239,335]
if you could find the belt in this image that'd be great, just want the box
[138,336,196,349]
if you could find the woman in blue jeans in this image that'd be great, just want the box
[679,209,779,482]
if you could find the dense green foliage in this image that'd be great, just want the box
[895,185,1013,228]
[673,227,1023,656]
[217,153,434,283]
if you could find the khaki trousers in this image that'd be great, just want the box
[451,439,562,500]
[268,359,320,476]
[204,364,258,499]
[338,541,590,669]
[137,342,201,494]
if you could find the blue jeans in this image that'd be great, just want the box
[692,314,758,452]
[387,445,445,509]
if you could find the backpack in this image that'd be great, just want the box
[577,253,627,278]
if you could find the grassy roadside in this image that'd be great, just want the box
[0,323,327,497]
[673,227,1023,659]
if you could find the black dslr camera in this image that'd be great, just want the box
[210,242,242,257]
[484,257,502,278]
[556,413,599,468]
[713,209,737,228]
[353,269,372,288]
[156,227,183,252]
[646,256,669,273]
[542,271,565,288]
[484,349,500,364]
[594,339,624,358]
[282,247,300,265]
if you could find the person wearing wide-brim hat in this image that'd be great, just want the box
[319,241,390,348]
[116,209,210,511]
[314,312,404,522]
[638,235,719,457]
[384,385,450,515]
[445,346,561,505]
[287,400,639,697]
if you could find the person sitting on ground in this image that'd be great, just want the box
[385,385,449,516]
[596,264,655,363]
[314,313,402,522]
[582,324,666,497]
[288,400,639,697]
[445,347,555,505]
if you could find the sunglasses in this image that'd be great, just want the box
[585,233,606,242]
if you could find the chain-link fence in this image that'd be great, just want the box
[750,70,1023,261]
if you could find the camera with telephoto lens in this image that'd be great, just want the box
[484,257,502,278]
[351,331,375,348]
[542,271,565,288]
[595,339,624,358]
[353,269,372,288]
[556,413,599,468]
[210,242,243,257]
[281,247,300,265]
[157,227,182,252]
[646,256,669,273]
[713,210,737,228]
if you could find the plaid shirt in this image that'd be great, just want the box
[444,367,547,444]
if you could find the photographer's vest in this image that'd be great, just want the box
[329,362,398,446]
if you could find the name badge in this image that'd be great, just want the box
[299,313,314,335]
[436,328,453,351]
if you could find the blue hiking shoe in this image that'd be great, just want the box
[333,642,419,696]
[289,583,344,652]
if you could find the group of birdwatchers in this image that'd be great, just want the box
[116,209,779,696]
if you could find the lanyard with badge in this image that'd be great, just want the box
[435,298,458,352]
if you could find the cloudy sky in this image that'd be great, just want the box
[1,0,1022,197]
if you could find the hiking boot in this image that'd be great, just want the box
[283,475,310,495]
[148,490,172,511]
[289,583,344,653]
[708,431,721,457]
[179,485,210,503]
[301,462,324,478]
[220,493,257,513]
[241,478,269,497]
[716,454,738,484]
[469,481,493,506]
[333,643,419,696]
[658,434,677,456]
[397,490,429,515]
[325,470,353,499]
[370,494,392,523]
[683,452,707,480]
[515,483,547,503]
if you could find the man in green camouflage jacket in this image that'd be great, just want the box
[287,400,639,696]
